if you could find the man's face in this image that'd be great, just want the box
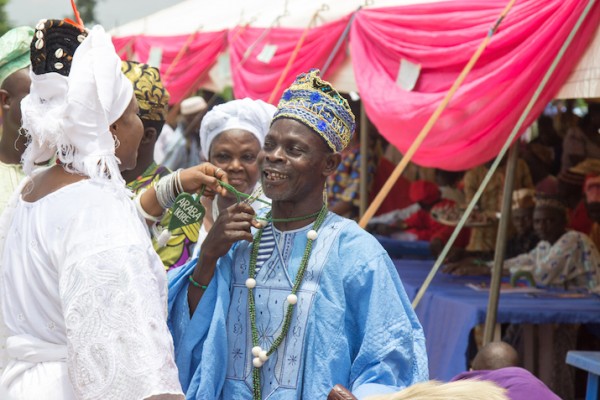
[0,68,31,135]
[533,206,566,243]
[511,207,533,236]
[258,118,332,203]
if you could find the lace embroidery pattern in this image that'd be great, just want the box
[60,246,182,399]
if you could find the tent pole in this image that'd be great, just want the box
[359,102,369,218]
[411,0,597,309]
[358,0,518,229]
[483,143,518,345]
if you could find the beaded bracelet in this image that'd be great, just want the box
[188,275,208,290]
[134,189,162,223]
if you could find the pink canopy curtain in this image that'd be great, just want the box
[350,0,600,170]
[229,16,351,103]
[113,31,228,104]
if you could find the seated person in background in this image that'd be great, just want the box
[367,180,442,240]
[445,195,600,292]
[521,115,562,195]
[584,174,600,249]
[558,167,587,212]
[435,168,465,205]
[369,181,469,258]
[564,159,600,236]
[403,181,445,241]
[561,101,600,173]
[463,157,533,258]
[451,342,560,400]
[505,189,539,259]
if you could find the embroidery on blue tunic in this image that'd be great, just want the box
[225,214,348,398]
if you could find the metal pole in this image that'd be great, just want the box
[359,102,369,218]
[483,143,519,345]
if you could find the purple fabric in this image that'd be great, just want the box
[452,367,560,400]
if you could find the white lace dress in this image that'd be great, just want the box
[0,179,183,400]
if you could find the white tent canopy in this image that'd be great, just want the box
[111,0,600,98]
[111,0,443,36]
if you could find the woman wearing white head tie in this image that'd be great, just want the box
[0,19,225,400]
[193,98,275,253]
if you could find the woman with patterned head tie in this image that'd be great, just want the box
[0,16,226,399]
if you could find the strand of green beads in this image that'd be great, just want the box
[248,211,269,400]
[218,180,271,206]
[247,205,328,399]
[265,205,328,356]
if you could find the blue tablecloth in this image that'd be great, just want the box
[375,236,433,259]
[395,259,600,381]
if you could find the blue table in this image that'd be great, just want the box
[375,236,433,259]
[566,351,600,400]
[395,259,600,381]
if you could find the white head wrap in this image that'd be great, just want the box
[21,25,133,187]
[199,98,276,160]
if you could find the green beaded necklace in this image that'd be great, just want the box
[246,204,328,400]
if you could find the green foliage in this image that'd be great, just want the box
[76,0,98,24]
[0,0,11,36]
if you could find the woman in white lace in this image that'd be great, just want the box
[0,19,226,400]
[193,98,275,254]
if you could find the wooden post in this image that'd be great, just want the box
[359,102,369,218]
[483,143,518,345]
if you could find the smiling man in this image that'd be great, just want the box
[167,70,428,399]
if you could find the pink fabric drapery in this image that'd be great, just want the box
[113,31,228,104]
[350,0,600,170]
[229,16,351,103]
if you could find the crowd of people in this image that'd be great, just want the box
[0,11,595,400]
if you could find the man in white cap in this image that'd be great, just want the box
[0,26,34,216]
[157,95,208,170]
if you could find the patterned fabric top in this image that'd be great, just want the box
[128,163,199,271]
[327,142,379,220]
[504,230,600,292]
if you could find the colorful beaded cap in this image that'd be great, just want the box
[273,69,355,152]
[121,60,170,122]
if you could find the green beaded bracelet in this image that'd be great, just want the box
[188,275,208,290]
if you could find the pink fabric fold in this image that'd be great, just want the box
[229,16,351,103]
[350,0,600,170]
[113,31,228,104]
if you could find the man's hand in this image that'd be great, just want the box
[200,203,260,261]
[327,385,357,400]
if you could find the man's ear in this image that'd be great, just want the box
[141,126,157,145]
[0,89,10,111]
[322,152,342,177]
